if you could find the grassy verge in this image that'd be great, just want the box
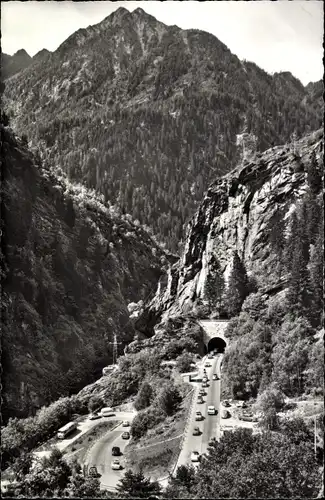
[124,386,193,479]
[125,436,182,480]
[63,421,121,464]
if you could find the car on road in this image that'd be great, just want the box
[122,431,130,440]
[100,407,115,417]
[89,413,101,420]
[212,374,219,380]
[111,460,122,470]
[197,396,204,404]
[208,405,216,415]
[195,411,204,421]
[112,446,121,456]
[88,466,101,478]
[223,400,231,407]
[221,409,230,419]
[192,427,201,436]
[190,451,201,462]
[204,362,212,367]
[122,421,129,427]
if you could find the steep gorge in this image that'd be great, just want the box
[0,123,175,422]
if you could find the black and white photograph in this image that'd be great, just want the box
[1,0,323,498]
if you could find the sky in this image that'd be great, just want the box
[1,1,323,85]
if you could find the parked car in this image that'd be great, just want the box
[208,437,217,446]
[208,353,214,359]
[204,362,211,368]
[199,389,206,396]
[122,431,130,440]
[88,466,101,478]
[192,427,201,436]
[197,396,204,404]
[202,382,208,388]
[202,376,208,383]
[208,405,216,415]
[190,451,201,462]
[221,410,230,419]
[223,400,231,407]
[112,446,121,456]
[111,460,122,470]
[89,413,101,420]
[195,411,203,421]
[122,421,129,427]
[212,374,219,380]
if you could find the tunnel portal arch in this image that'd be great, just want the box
[207,337,227,354]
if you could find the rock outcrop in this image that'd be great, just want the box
[141,129,323,325]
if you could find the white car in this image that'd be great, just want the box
[208,405,216,415]
[190,451,201,462]
[111,460,122,470]
[122,420,129,427]
[204,362,211,368]
[100,407,115,417]
[202,376,208,383]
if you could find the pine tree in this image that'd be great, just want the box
[286,203,311,317]
[308,230,323,328]
[116,469,161,498]
[225,251,249,317]
[307,151,322,195]
[204,256,225,311]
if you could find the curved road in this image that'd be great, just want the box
[85,413,135,490]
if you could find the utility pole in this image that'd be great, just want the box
[106,332,123,365]
[314,414,317,460]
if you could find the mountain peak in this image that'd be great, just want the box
[14,49,32,59]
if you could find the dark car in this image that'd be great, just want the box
[112,446,121,456]
[122,431,130,440]
[88,466,101,478]
[192,426,201,436]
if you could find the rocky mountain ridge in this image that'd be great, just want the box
[3,6,323,251]
[1,122,175,422]
[137,128,323,332]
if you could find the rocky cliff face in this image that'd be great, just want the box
[0,123,173,421]
[140,129,323,327]
[3,7,322,251]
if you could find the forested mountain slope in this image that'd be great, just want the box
[139,129,323,329]
[0,121,173,422]
[3,7,323,251]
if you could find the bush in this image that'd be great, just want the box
[175,352,194,373]
[134,382,154,411]
[131,407,164,440]
[156,385,182,416]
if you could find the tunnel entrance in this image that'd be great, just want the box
[207,337,227,354]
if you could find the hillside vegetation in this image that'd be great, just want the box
[1,120,173,422]
[4,7,323,251]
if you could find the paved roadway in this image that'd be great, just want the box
[85,413,136,490]
[175,353,222,469]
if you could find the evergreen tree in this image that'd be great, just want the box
[204,256,225,311]
[308,231,323,328]
[286,204,311,316]
[116,469,161,498]
[307,150,322,195]
[225,251,249,317]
